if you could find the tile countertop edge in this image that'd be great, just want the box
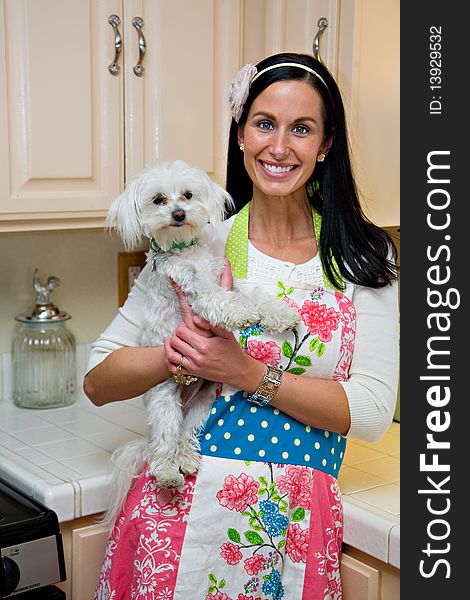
[342,495,400,566]
[388,523,400,569]
[0,457,78,522]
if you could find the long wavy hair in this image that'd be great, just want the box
[225,52,398,289]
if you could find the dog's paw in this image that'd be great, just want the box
[178,448,200,476]
[260,299,301,333]
[221,309,261,332]
[148,461,185,489]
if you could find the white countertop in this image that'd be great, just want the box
[0,393,400,568]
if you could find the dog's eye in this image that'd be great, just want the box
[152,195,165,205]
[183,192,192,200]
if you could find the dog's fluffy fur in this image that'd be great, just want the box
[102,160,300,527]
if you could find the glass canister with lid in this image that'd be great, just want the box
[12,269,76,409]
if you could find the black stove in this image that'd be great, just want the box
[0,478,66,598]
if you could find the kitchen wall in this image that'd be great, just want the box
[0,229,128,357]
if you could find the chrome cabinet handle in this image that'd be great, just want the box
[108,14,122,75]
[313,17,328,64]
[132,17,146,76]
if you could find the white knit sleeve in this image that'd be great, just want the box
[340,279,399,442]
[85,261,151,375]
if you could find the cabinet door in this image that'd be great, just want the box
[71,522,109,600]
[340,553,380,600]
[0,0,123,231]
[337,0,400,226]
[123,0,242,185]
[242,0,340,75]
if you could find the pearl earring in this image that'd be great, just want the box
[317,153,326,162]
[239,143,244,152]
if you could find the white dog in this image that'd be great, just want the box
[103,160,299,524]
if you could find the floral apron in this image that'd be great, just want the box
[94,205,356,600]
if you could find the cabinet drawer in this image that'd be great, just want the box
[341,552,380,600]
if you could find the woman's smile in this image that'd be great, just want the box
[258,160,299,177]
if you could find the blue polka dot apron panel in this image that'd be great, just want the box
[199,277,357,478]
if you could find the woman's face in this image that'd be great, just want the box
[239,79,330,199]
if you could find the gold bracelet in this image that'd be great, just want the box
[246,365,283,407]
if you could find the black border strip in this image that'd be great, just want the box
[401,2,466,595]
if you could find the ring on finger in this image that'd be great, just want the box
[178,354,185,370]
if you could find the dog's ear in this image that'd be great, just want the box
[106,178,144,250]
[206,179,235,226]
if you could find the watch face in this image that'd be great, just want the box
[248,393,269,407]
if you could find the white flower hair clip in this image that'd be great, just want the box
[228,63,257,123]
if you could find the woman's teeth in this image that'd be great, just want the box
[262,162,295,174]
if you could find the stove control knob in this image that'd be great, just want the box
[0,556,21,597]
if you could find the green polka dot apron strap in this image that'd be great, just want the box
[225,202,250,278]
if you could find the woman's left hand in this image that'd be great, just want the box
[165,319,255,388]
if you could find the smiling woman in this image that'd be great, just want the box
[85,52,399,600]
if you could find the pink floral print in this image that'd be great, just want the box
[221,542,244,565]
[93,469,195,600]
[95,273,353,600]
[244,554,266,575]
[206,592,232,600]
[286,523,310,563]
[216,473,260,512]
[208,466,344,599]
[276,465,313,509]
[241,282,346,377]
[299,300,341,342]
[245,340,281,365]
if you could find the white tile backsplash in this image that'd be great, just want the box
[1,353,12,400]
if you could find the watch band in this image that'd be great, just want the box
[246,364,283,407]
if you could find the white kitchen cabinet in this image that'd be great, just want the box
[341,552,381,600]
[0,0,242,232]
[336,0,400,226]
[58,516,109,600]
[0,0,122,231]
[0,0,398,232]
[341,545,400,600]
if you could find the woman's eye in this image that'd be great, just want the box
[152,195,165,205]
[257,120,274,130]
[183,191,193,200]
[293,124,309,134]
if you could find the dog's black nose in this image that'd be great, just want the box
[172,209,186,222]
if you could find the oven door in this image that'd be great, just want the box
[0,479,66,598]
